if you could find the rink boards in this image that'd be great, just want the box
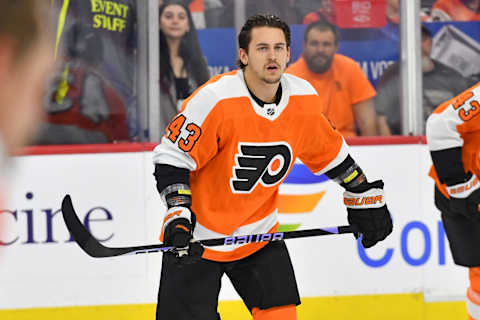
[0,142,468,319]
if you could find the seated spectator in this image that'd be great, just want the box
[286,21,378,136]
[37,23,130,144]
[375,25,475,135]
[431,0,480,21]
[303,0,334,25]
[36,0,137,144]
[159,0,210,131]
[421,0,437,17]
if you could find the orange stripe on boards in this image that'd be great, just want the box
[278,192,325,213]
[252,305,297,320]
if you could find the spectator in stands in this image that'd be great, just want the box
[421,0,437,17]
[286,20,378,136]
[159,0,210,131]
[431,0,480,21]
[375,25,474,135]
[303,0,334,25]
[37,23,131,144]
[37,0,136,144]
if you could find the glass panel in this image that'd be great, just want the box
[190,0,404,137]
[376,0,479,135]
[373,0,403,135]
[159,1,479,138]
[158,0,211,133]
[35,0,138,145]
[420,20,478,133]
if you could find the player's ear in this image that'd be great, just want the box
[239,48,248,67]
[287,46,291,64]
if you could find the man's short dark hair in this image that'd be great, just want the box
[304,20,339,44]
[236,14,291,69]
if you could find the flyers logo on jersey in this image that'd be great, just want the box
[230,142,293,193]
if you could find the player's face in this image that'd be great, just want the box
[240,26,290,85]
[304,28,338,74]
[0,40,53,154]
[160,4,190,40]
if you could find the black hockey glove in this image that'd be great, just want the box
[344,180,393,248]
[162,206,204,265]
[446,173,480,221]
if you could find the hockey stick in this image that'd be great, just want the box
[62,195,359,258]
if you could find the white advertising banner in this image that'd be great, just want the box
[0,144,467,309]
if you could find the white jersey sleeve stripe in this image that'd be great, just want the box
[152,138,197,170]
[426,105,464,152]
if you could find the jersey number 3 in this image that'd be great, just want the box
[167,115,202,152]
[452,91,480,121]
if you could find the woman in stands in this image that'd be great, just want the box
[159,0,210,131]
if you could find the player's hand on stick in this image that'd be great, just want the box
[162,206,204,264]
[343,180,393,248]
[447,173,480,221]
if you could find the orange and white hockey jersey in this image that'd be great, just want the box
[426,82,480,198]
[153,70,350,262]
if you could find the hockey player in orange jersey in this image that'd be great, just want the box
[426,82,480,320]
[153,14,393,320]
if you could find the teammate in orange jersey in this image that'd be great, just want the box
[0,1,53,245]
[427,82,480,320]
[153,14,393,320]
[286,20,378,137]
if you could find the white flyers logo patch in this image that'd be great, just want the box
[230,142,293,193]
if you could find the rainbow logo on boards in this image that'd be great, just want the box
[278,163,329,231]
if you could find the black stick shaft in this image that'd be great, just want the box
[62,195,358,258]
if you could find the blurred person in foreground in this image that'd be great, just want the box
[375,25,473,135]
[426,81,480,320]
[287,20,378,136]
[159,0,210,132]
[0,0,53,241]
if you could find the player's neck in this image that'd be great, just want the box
[243,69,279,103]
